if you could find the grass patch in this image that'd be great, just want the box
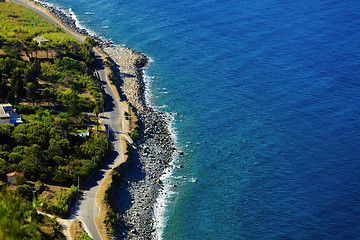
[129,129,140,141]
[38,185,79,218]
[70,220,93,240]
[0,2,76,45]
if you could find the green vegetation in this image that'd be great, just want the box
[0,187,65,240]
[130,129,140,140]
[38,185,78,218]
[102,171,121,236]
[0,2,110,234]
[0,2,103,110]
[0,114,109,186]
[0,2,109,186]
[0,2,76,45]
[0,188,40,240]
[79,231,93,240]
[70,220,93,240]
[0,3,111,238]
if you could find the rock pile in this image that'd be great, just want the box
[103,46,175,239]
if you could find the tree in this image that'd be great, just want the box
[0,79,8,101]
[84,37,97,49]
[26,82,36,103]
[0,123,14,145]
[16,184,33,201]
[53,118,70,138]
[41,87,57,106]
[48,137,70,158]
[0,158,7,179]
[0,189,41,240]
[26,123,49,148]
[8,152,24,164]
[0,35,6,46]
[25,60,41,84]
[28,40,39,59]
[12,124,28,146]
[93,106,100,125]
[3,40,22,59]
[67,92,81,117]
[10,69,25,103]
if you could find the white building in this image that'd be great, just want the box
[33,36,49,45]
[0,103,23,125]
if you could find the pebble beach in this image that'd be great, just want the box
[103,46,175,239]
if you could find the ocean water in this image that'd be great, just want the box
[42,0,360,239]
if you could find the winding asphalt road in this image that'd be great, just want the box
[11,1,125,239]
[72,51,125,240]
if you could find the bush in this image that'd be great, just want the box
[0,189,40,239]
[130,129,140,140]
[13,105,35,114]
[79,231,93,240]
[16,184,33,201]
[39,185,79,218]
[14,175,26,185]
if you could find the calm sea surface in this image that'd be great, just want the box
[43,0,360,239]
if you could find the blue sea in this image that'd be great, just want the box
[43,0,360,239]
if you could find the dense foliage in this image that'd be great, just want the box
[0,189,40,240]
[38,185,78,218]
[0,188,66,240]
[0,113,108,186]
[0,2,103,112]
[0,3,109,237]
[0,3,109,187]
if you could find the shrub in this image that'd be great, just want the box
[39,185,79,218]
[130,129,140,140]
[79,231,93,240]
[16,184,33,201]
[0,189,40,239]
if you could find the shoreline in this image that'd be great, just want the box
[28,0,109,44]
[102,44,175,240]
[15,0,176,238]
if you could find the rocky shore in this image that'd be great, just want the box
[103,46,175,239]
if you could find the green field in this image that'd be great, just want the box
[0,2,76,45]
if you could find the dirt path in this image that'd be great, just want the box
[37,210,74,240]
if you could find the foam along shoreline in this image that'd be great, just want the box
[18,0,177,238]
[102,46,175,239]
[25,0,111,45]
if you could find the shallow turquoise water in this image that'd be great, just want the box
[43,0,360,239]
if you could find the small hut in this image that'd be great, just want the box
[6,172,24,184]
[33,37,49,45]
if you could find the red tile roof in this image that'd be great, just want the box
[6,172,24,177]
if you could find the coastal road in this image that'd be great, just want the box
[73,50,125,240]
[12,1,126,239]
